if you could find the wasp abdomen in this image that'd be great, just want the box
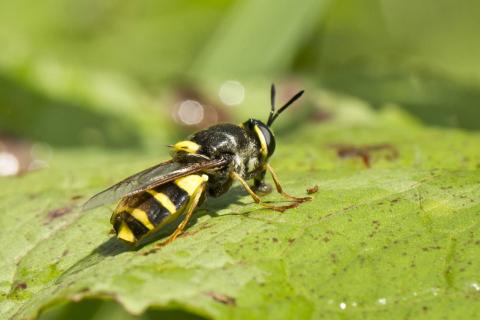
[111,174,207,244]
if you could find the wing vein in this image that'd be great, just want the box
[82,158,226,211]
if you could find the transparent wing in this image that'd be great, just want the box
[82,158,227,211]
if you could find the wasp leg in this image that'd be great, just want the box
[155,184,205,248]
[253,182,272,196]
[231,172,298,212]
[266,164,312,203]
[252,169,272,196]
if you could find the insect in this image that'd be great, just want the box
[83,84,311,246]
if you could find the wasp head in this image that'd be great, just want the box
[242,84,304,161]
[242,118,276,160]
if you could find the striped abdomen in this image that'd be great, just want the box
[111,174,208,244]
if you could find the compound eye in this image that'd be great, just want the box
[257,124,276,158]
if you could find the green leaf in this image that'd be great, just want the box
[1,88,480,320]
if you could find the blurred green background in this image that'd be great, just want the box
[1,0,479,318]
[1,0,480,150]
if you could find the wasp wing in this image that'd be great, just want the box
[82,158,227,211]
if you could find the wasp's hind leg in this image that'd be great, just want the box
[266,164,312,203]
[231,172,298,212]
[155,185,205,248]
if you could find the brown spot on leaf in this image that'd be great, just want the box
[14,282,27,290]
[330,143,398,168]
[45,206,73,223]
[143,249,157,256]
[206,291,236,306]
[306,185,319,194]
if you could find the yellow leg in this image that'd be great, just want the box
[231,172,299,212]
[155,185,205,247]
[266,164,312,202]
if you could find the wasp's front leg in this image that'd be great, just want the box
[231,172,298,212]
[266,164,312,203]
[251,168,272,196]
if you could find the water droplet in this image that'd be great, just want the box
[377,298,387,305]
[0,152,19,176]
[351,302,358,307]
[177,100,204,125]
[218,80,245,106]
[339,302,347,310]
[471,282,480,291]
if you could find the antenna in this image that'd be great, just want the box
[267,84,276,126]
[267,84,304,127]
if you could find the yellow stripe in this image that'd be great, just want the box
[147,190,177,213]
[254,125,268,159]
[175,174,208,196]
[117,221,136,243]
[114,205,154,230]
[172,140,200,154]
[129,208,154,230]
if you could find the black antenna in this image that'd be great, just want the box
[267,84,276,126]
[267,84,304,127]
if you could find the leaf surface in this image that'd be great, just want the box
[1,90,480,320]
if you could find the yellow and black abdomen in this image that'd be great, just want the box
[111,174,208,244]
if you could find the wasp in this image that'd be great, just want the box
[83,85,311,246]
